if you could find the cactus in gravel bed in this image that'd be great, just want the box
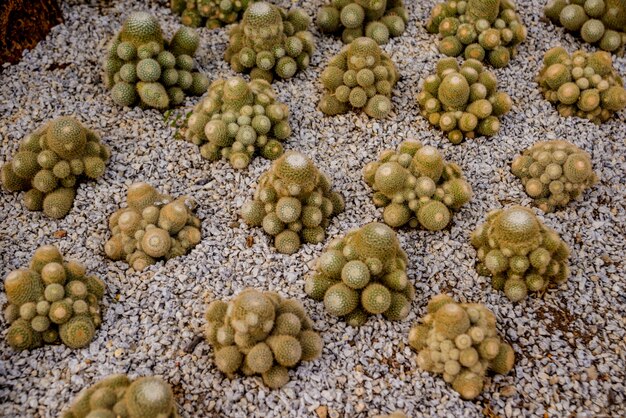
[171,0,255,29]
[417,57,512,143]
[185,76,291,168]
[0,117,110,219]
[204,288,323,388]
[408,294,515,400]
[471,206,571,302]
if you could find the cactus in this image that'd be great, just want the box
[241,151,344,254]
[104,182,202,271]
[1,117,110,218]
[537,46,626,123]
[409,295,515,400]
[171,0,255,29]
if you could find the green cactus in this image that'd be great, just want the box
[171,0,255,29]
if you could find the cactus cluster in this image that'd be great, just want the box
[363,140,472,231]
[305,222,415,326]
[104,182,202,271]
[319,37,399,119]
[418,57,512,143]
[103,11,209,110]
[408,294,515,400]
[61,374,179,418]
[171,0,254,29]
[426,0,527,68]
[3,245,105,351]
[1,117,110,219]
[185,77,291,168]
[471,206,571,302]
[241,151,344,254]
[512,140,598,213]
[224,2,315,82]
[316,0,409,45]
[537,46,626,123]
[204,288,323,389]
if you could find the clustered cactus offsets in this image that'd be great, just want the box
[3,245,106,351]
[363,140,472,231]
[103,11,209,110]
[224,2,315,82]
[319,37,399,119]
[316,0,409,45]
[426,0,527,68]
[512,140,598,213]
[305,222,415,326]
[171,0,254,29]
[408,294,515,400]
[471,206,571,302]
[204,288,323,389]
[104,182,202,271]
[537,46,626,123]
[241,151,345,254]
[185,76,291,168]
[418,57,512,143]
[1,117,110,219]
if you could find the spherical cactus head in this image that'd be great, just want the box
[124,376,175,417]
[347,37,382,70]
[46,117,87,160]
[230,289,276,341]
[353,222,397,262]
[273,151,318,194]
[243,1,283,30]
[120,12,164,47]
[492,206,541,246]
[433,301,470,339]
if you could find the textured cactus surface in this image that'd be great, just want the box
[104,182,202,271]
[171,0,255,29]
[0,117,110,219]
[408,294,515,400]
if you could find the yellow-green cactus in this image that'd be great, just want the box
[171,0,255,29]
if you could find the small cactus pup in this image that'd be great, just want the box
[305,222,415,326]
[240,151,344,254]
[3,245,106,351]
[319,37,399,119]
[417,57,512,143]
[426,0,527,68]
[185,76,291,169]
[316,0,409,45]
[408,294,515,400]
[1,117,110,219]
[104,182,202,271]
[363,140,472,230]
[204,288,323,389]
[537,46,626,123]
[224,2,315,82]
[512,140,598,213]
[171,0,255,29]
[103,11,210,110]
[471,206,571,302]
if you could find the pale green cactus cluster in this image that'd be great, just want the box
[104,182,202,271]
[241,151,345,254]
[471,206,571,302]
[408,294,515,400]
[418,57,512,143]
[3,245,105,351]
[512,140,598,213]
[305,222,415,326]
[204,288,323,389]
[224,2,315,82]
[373,411,408,418]
[103,12,209,110]
[363,140,472,231]
[1,117,110,219]
[171,0,255,29]
[537,46,626,123]
[185,76,291,168]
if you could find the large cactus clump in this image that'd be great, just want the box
[418,57,512,144]
[103,11,209,110]
[537,46,626,123]
[319,37,399,119]
[185,77,291,169]
[204,288,323,389]
[408,294,515,400]
[171,0,255,29]
[512,140,598,213]
[305,222,415,326]
[363,140,472,231]
[104,182,202,271]
[241,151,344,254]
[224,2,315,82]
[471,206,571,302]
[1,117,110,219]
[3,245,105,351]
